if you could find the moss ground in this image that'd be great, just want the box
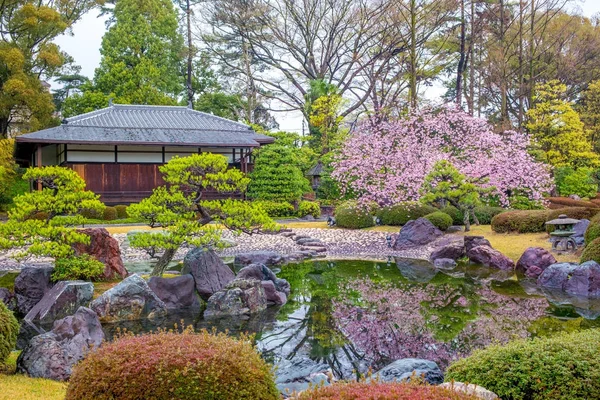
[0,352,67,400]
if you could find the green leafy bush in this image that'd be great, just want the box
[424,211,453,231]
[336,202,374,229]
[51,255,105,282]
[491,210,553,233]
[81,208,102,220]
[298,382,478,400]
[440,206,464,225]
[0,301,18,367]
[445,329,600,400]
[508,195,545,210]
[581,237,600,263]
[115,205,128,219]
[103,206,118,221]
[554,166,598,198]
[473,206,506,225]
[584,214,600,244]
[66,329,279,400]
[254,200,295,218]
[377,202,437,226]
[298,201,320,218]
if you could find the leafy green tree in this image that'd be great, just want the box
[0,166,105,269]
[579,80,600,153]
[526,81,599,168]
[61,82,119,118]
[128,154,277,276]
[554,167,598,199]
[420,160,492,231]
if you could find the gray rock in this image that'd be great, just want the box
[395,258,437,283]
[464,236,492,253]
[467,245,514,270]
[433,258,457,269]
[237,263,278,282]
[430,237,465,261]
[17,307,104,381]
[181,247,235,300]
[516,247,556,276]
[370,358,443,385]
[204,279,267,317]
[573,219,590,246]
[537,262,577,289]
[261,280,287,305]
[233,251,286,268]
[14,266,54,316]
[446,225,463,233]
[24,281,94,326]
[90,274,167,322]
[393,218,443,250]
[538,261,600,298]
[275,357,332,394]
[148,274,200,310]
[16,319,46,350]
[439,382,499,400]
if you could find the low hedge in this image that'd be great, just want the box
[66,329,279,400]
[492,207,600,233]
[297,382,478,400]
[298,201,320,218]
[0,301,18,367]
[115,205,128,219]
[424,211,453,231]
[377,202,437,226]
[547,197,598,209]
[581,237,600,263]
[254,200,295,218]
[103,206,118,221]
[473,206,505,225]
[445,329,600,400]
[336,202,374,229]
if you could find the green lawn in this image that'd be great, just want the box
[0,352,67,400]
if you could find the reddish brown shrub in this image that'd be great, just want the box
[297,382,478,400]
[547,197,597,209]
[66,329,279,400]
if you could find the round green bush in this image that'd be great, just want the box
[377,202,437,226]
[336,202,374,229]
[66,329,279,400]
[445,329,600,400]
[254,200,295,218]
[581,237,600,263]
[440,205,464,225]
[491,209,552,233]
[298,381,478,400]
[424,211,453,231]
[0,301,18,367]
[81,207,102,220]
[584,214,600,244]
[51,255,105,282]
[298,200,321,218]
[115,205,129,219]
[103,206,118,221]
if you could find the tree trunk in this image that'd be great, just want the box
[470,207,480,226]
[462,208,471,232]
[456,0,466,107]
[151,248,177,277]
[408,0,418,109]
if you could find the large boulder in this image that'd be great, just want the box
[72,228,128,280]
[181,247,235,300]
[24,281,94,326]
[573,219,590,246]
[17,307,104,381]
[369,358,443,385]
[464,236,491,253]
[516,247,556,277]
[204,279,267,317]
[233,251,285,268]
[237,263,291,296]
[467,245,514,270]
[147,274,200,310]
[538,261,600,298]
[90,274,167,322]
[16,319,46,350]
[14,266,54,316]
[261,281,287,305]
[430,237,465,262]
[393,218,443,250]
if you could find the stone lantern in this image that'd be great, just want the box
[545,214,580,251]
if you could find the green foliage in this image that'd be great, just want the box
[195,92,244,121]
[115,205,128,219]
[0,166,105,262]
[335,202,374,229]
[445,329,600,400]
[66,329,280,400]
[0,302,18,367]
[298,382,478,400]
[440,205,464,225]
[377,202,438,226]
[579,80,600,153]
[248,141,311,202]
[526,80,599,168]
[62,89,114,118]
[554,167,598,198]
[584,214,600,244]
[253,200,295,218]
[51,255,105,282]
[103,206,118,221]
[80,207,102,220]
[424,211,453,231]
[298,201,321,218]
[128,154,277,276]
[581,237,600,263]
[0,141,28,209]
[509,195,545,210]
[473,206,506,225]
[491,210,553,233]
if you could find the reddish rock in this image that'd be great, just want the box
[393,218,443,250]
[464,236,491,253]
[261,280,287,305]
[525,266,544,278]
[430,237,465,261]
[467,245,515,270]
[72,228,128,280]
[516,247,556,274]
[148,274,200,309]
[14,266,54,316]
[182,247,235,300]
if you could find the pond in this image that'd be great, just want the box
[5,258,600,393]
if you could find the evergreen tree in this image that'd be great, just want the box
[580,80,600,153]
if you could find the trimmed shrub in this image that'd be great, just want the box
[115,205,128,219]
[581,237,600,263]
[445,329,600,400]
[0,301,18,367]
[336,202,374,229]
[584,214,600,244]
[473,206,505,225]
[298,201,321,218]
[424,211,453,231]
[254,200,295,218]
[377,202,437,226]
[440,206,464,225]
[51,255,105,282]
[547,196,597,209]
[81,208,102,220]
[66,329,279,400]
[103,206,118,221]
[491,210,552,233]
[547,207,600,221]
[297,382,478,400]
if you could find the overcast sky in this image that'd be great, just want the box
[53,0,600,132]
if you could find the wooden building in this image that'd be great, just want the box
[15,104,274,204]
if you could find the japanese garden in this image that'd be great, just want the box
[2,0,600,399]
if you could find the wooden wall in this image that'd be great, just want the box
[68,163,243,204]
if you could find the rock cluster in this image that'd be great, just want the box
[516,247,556,278]
[538,261,600,298]
[428,234,514,270]
[182,247,235,300]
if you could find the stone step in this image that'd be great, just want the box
[300,246,327,253]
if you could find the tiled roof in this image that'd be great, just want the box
[16,104,274,147]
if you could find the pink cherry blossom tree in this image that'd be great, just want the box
[332,107,553,206]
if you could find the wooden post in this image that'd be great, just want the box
[36,144,42,190]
